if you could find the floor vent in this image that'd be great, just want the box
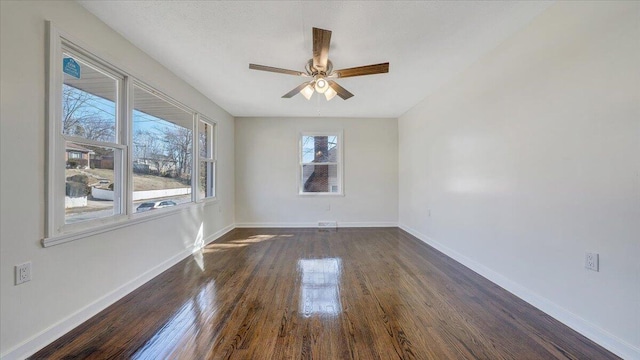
[318,221,337,229]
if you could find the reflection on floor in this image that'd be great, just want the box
[298,258,342,317]
[33,228,620,359]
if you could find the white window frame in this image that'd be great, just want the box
[130,79,198,207]
[47,23,129,240]
[44,22,217,247]
[298,131,344,196]
[196,115,217,201]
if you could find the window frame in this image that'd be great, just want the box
[130,80,198,211]
[298,131,344,196]
[44,22,218,247]
[47,25,129,238]
[197,115,217,201]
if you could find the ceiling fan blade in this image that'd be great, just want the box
[282,82,311,98]
[328,80,354,100]
[312,27,332,72]
[249,64,306,77]
[334,62,389,78]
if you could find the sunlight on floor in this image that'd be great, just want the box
[201,234,294,254]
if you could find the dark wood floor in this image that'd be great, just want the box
[33,228,618,359]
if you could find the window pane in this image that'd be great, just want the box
[327,136,338,162]
[301,164,339,193]
[62,53,117,143]
[199,161,215,199]
[65,142,118,224]
[199,121,213,159]
[301,136,316,163]
[302,135,337,163]
[132,85,193,212]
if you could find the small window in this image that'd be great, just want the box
[198,118,216,200]
[299,132,343,195]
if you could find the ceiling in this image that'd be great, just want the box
[78,1,553,118]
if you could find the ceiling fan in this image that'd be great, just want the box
[249,27,389,101]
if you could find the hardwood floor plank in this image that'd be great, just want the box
[31,228,620,359]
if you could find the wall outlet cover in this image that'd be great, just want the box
[585,252,599,272]
[15,262,32,285]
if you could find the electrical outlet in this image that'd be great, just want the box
[585,252,599,272]
[15,262,32,285]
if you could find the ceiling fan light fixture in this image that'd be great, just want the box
[300,83,314,100]
[249,27,388,101]
[324,86,337,101]
[314,77,329,93]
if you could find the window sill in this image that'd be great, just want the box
[298,192,345,197]
[198,197,219,206]
[42,201,216,247]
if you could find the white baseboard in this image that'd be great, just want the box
[398,224,640,360]
[336,222,398,228]
[235,221,398,228]
[1,223,235,360]
[235,222,317,228]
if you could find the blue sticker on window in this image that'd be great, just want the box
[63,58,81,79]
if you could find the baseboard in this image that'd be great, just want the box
[1,223,235,360]
[336,222,398,228]
[398,224,640,360]
[235,221,398,228]
[235,222,317,228]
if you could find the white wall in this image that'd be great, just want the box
[398,2,639,358]
[0,1,235,358]
[235,117,398,227]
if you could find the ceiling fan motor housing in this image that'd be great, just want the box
[306,59,333,77]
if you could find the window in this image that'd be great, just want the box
[53,45,125,229]
[45,23,217,245]
[132,83,194,212]
[198,118,216,200]
[299,132,343,195]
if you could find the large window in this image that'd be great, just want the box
[46,24,217,245]
[132,84,194,212]
[299,132,343,195]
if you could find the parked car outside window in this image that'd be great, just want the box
[136,200,177,212]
